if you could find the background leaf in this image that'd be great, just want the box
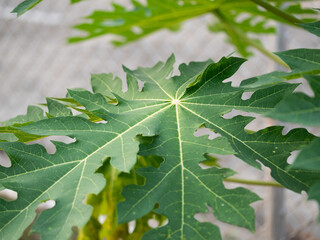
[11,0,42,17]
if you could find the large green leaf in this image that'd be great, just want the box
[263,21,320,220]
[1,56,318,239]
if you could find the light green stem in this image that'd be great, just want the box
[213,10,290,69]
[224,178,283,187]
[251,0,304,24]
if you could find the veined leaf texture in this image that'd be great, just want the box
[1,54,319,239]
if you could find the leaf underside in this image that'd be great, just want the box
[1,55,320,239]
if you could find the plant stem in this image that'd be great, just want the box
[224,177,284,187]
[213,10,290,69]
[250,0,304,24]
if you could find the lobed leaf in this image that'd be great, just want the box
[69,0,314,53]
[1,55,319,239]
[69,0,223,44]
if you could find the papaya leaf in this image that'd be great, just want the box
[69,0,224,44]
[68,0,317,59]
[0,55,319,239]
[69,1,312,46]
[11,0,316,59]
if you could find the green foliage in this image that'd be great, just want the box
[11,0,42,16]
[69,0,223,44]
[68,0,315,59]
[1,54,319,239]
[299,20,320,37]
[288,138,320,221]
[1,106,45,126]
[12,0,83,16]
[0,106,45,143]
[264,21,320,124]
[12,0,317,61]
[240,48,320,88]
[46,98,73,117]
[266,75,320,125]
[264,24,320,220]
[79,156,165,240]
[4,2,320,239]
[209,1,314,57]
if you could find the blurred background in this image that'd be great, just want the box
[0,0,319,239]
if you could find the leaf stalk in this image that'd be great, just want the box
[224,177,283,188]
[250,0,304,24]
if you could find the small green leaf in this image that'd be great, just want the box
[11,0,42,16]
